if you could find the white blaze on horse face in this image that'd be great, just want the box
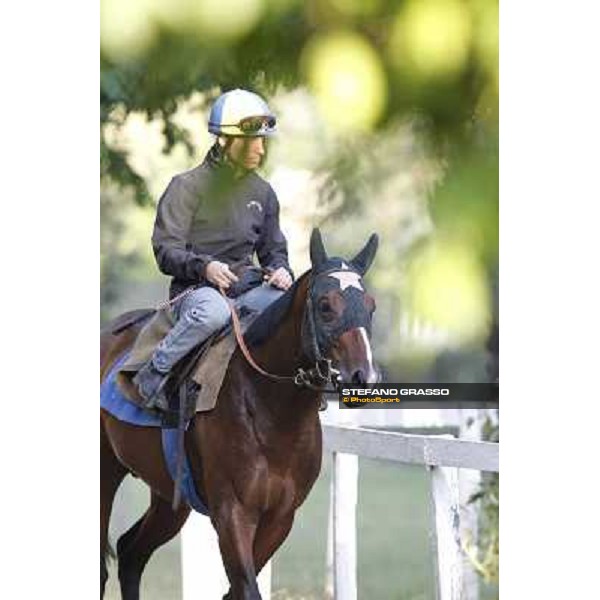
[328,271,363,291]
[358,327,378,383]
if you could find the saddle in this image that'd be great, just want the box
[112,266,270,422]
[115,305,259,424]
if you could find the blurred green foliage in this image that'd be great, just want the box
[101,0,498,203]
[101,1,499,584]
[100,0,499,343]
[100,184,157,322]
[99,1,500,383]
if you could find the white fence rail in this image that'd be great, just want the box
[322,425,499,471]
[323,424,499,600]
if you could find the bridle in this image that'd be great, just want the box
[221,272,344,392]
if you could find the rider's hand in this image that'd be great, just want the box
[205,261,239,290]
[264,267,292,290]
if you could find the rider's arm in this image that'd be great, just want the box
[255,186,294,279]
[152,176,214,281]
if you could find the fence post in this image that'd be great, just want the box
[459,409,486,600]
[429,462,464,600]
[331,450,359,600]
[325,456,334,600]
[325,404,359,600]
[181,513,271,600]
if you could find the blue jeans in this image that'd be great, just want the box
[152,284,283,373]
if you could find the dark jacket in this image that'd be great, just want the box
[152,144,292,298]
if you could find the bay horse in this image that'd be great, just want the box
[100,229,379,600]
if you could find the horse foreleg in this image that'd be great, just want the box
[253,512,295,575]
[213,502,261,600]
[117,491,190,600]
[101,418,127,599]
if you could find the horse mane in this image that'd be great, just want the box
[244,271,311,348]
[244,256,356,348]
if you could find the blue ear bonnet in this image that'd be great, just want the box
[303,258,374,360]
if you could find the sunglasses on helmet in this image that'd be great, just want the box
[222,116,276,134]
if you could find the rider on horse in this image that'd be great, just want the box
[134,89,294,411]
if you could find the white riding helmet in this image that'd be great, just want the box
[208,89,277,137]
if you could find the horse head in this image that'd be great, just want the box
[302,228,380,387]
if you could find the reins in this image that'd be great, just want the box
[155,275,343,391]
[219,285,340,392]
[223,288,294,383]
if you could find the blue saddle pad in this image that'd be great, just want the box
[101,353,209,515]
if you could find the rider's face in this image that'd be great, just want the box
[225,136,266,171]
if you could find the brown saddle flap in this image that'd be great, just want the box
[115,309,176,407]
[119,309,176,373]
[116,307,258,414]
[191,332,239,412]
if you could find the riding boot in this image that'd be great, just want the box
[133,361,170,412]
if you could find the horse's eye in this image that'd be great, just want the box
[318,298,333,314]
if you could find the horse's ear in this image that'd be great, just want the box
[351,233,379,275]
[309,228,328,268]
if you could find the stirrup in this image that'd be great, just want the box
[133,363,170,412]
[144,391,169,413]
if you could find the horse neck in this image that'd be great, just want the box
[253,275,310,377]
[250,275,321,421]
